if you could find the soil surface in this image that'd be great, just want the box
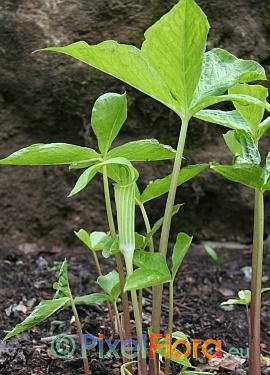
[1,241,270,375]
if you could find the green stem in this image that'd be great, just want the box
[159,116,190,257]
[124,253,147,375]
[92,251,115,333]
[139,202,154,252]
[249,188,264,375]
[115,252,132,341]
[149,116,189,375]
[69,296,90,375]
[103,166,116,238]
[92,251,102,276]
[102,167,131,343]
[113,301,124,347]
[164,280,174,375]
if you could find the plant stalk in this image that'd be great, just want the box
[70,297,90,375]
[249,188,264,375]
[92,251,115,333]
[124,253,147,375]
[164,280,174,375]
[149,116,190,375]
[102,167,131,342]
[139,202,154,252]
[159,115,190,257]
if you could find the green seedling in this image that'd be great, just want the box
[222,288,270,359]
[4,259,113,375]
[74,230,115,327]
[203,244,228,274]
[1,1,269,375]
[204,244,219,262]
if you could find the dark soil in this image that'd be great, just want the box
[0,241,270,375]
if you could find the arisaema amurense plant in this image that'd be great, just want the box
[1,1,270,374]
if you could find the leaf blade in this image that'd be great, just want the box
[195,109,249,131]
[4,298,70,340]
[41,41,175,112]
[141,0,209,111]
[192,48,266,107]
[210,163,263,190]
[107,139,176,161]
[0,143,100,166]
[91,92,127,154]
[124,269,171,291]
[133,250,171,277]
[74,293,112,304]
[140,164,208,204]
[171,232,192,279]
[228,83,268,135]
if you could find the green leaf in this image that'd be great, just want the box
[204,245,219,262]
[53,259,70,299]
[257,117,270,140]
[195,109,249,131]
[69,160,100,170]
[234,130,261,164]
[135,233,146,249]
[228,83,268,135]
[102,238,120,258]
[223,130,242,157]
[107,139,176,161]
[141,0,209,112]
[224,130,261,165]
[133,250,171,277]
[124,269,171,291]
[143,205,181,247]
[91,93,127,155]
[40,41,175,112]
[171,232,192,279]
[69,164,99,196]
[39,0,210,116]
[4,298,70,340]
[191,93,270,116]
[0,143,100,166]
[222,288,270,308]
[191,48,266,108]
[97,271,121,301]
[74,293,112,304]
[262,153,270,186]
[221,290,251,306]
[69,157,138,196]
[140,164,208,204]
[210,162,263,190]
[74,229,109,251]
